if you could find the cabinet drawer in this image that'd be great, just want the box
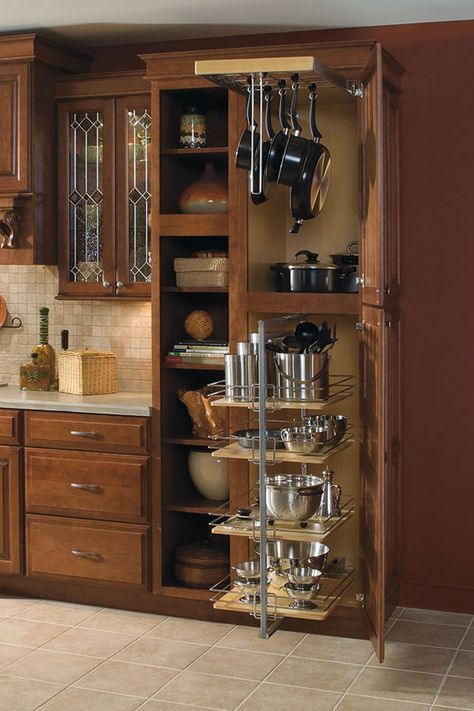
[0,410,20,445]
[24,411,149,454]
[25,448,149,523]
[26,515,149,589]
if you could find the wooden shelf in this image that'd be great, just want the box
[247,291,360,315]
[164,436,221,446]
[211,438,354,465]
[163,361,225,371]
[161,584,212,601]
[160,214,229,236]
[168,495,229,514]
[162,286,228,293]
[162,147,228,155]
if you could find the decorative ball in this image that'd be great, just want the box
[184,310,214,340]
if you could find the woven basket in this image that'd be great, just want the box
[58,349,117,396]
[174,257,229,288]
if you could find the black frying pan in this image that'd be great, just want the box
[277,74,308,187]
[236,81,260,170]
[266,79,290,183]
[289,84,331,234]
[251,85,276,206]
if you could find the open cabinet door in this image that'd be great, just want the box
[359,305,387,660]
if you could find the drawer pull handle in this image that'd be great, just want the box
[70,483,101,492]
[71,549,100,560]
[70,431,99,439]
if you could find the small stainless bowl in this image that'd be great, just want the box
[283,566,322,586]
[302,415,347,444]
[234,560,261,580]
[280,426,327,454]
[284,581,320,608]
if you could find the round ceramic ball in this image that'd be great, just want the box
[184,310,214,340]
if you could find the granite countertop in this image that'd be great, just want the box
[0,386,152,417]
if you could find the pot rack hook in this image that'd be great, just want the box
[2,316,22,329]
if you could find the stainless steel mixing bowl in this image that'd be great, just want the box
[265,474,324,521]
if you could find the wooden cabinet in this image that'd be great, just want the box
[0,446,21,575]
[0,35,89,265]
[0,410,20,445]
[56,73,151,298]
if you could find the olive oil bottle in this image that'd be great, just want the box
[32,306,56,389]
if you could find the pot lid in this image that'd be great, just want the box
[273,261,340,270]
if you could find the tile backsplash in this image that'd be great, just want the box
[0,266,151,391]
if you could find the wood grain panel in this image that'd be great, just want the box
[0,446,21,575]
[0,410,20,445]
[26,515,149,589]
[24,411,149,454]
[0,63,29,192]
[25,448,149,523]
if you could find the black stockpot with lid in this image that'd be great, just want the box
[270,250,343,293]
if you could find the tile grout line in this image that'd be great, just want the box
[30,609,172,710]
[427,615,474,711]
[332,645,376,710]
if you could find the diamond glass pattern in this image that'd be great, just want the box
[128,109,152,282]
[68,111,104,282]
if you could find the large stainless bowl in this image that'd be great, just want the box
[266,474,324,521]
[274,540,329,570]
[302,415,347,444]
[280,426,327,454]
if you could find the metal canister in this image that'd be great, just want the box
[272,351,330,401]
[224,354,258,401]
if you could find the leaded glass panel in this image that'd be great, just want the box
[128,109,151,283]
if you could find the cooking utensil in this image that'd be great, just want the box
[302,414,347,444]
[266,79,291,182]
[284,581,320,609]
[316,466,342,518]
[274,540,329,570]
[294,320,319,352]
[289,83,332,234]
[271,349,331,401]
[233,560,261,580]
[280,425,327,454]
[265,474,324,521]
[270,250,342,293]
[0,295,8,328]
[224,353,258,402]
[331,241,359,293]
[235,577,261,604]
[235,81,260,170]
[283,566,322,586]
[251,85,275,206]
[277,75,308,187]
[232,428,285,449]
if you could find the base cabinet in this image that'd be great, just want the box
[0,446,21,575]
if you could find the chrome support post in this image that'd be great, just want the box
[257,318,268,638]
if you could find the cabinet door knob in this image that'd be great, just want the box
[71,550,100,560]
[102,280,110,289]
[70,483,101,492]
[116,280,124,289]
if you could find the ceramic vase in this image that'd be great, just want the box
[188,450,229,501]
[179,162,228,214]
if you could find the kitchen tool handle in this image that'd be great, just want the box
[70,483,101,492]
[70,431,99,439]
[277,79,290,130]
[308,83,322,142]
[346,240,359,254]
[71,550,100,560]
[264,85,274,139]
[294,249,319,264]
[289,74,302,133]
[274,355,330,384]
[333,483,342,507]
[61,329,69,350]
[245,81,254,127]
[297,485,324,497]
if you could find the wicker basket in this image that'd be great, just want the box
[58,349,117,396]
[174,257,229,288]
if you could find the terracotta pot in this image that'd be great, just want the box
[179,162,228,214]
[188,450,229,501]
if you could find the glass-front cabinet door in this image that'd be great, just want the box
[115,95,152,297]
[57,94,152,298]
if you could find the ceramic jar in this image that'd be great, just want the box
[179,107,206,148]
[179,163,228,214]
[188,450,229,501]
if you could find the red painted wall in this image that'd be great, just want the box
[86,20,474,612]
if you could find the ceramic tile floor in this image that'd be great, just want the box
[0,596,472,710]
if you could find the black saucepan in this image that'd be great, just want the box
[289,84,332,234]
[277,74,308,187]
[251,85,275,206]
[266,79,290,183]
[236,82,260,170]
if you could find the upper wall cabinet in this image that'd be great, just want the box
[56,73,151,298]
[0,35,90,265]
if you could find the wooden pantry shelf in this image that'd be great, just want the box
[168,495,229,515]
[162,286,228,293]
[247,291,360,315]
[163,361,225,371]
[162,147,228,155]
[210,438,354,464]
[159,213,229,236]
[164,436,224,447]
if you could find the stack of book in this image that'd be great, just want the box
[165,340,229,366]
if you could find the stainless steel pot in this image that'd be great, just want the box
[270,250,342,293]
[265,474,324,521]
[271,350,330,401]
